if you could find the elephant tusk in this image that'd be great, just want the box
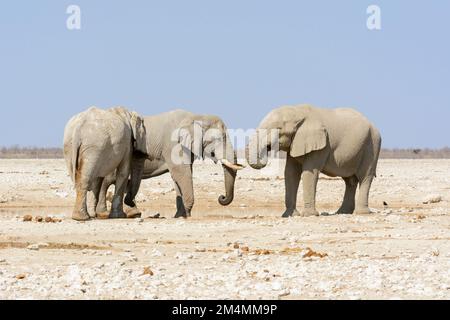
[220,160,245,171]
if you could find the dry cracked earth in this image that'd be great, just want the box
[0,159,449,299]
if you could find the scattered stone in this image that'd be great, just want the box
[54,190,69,198]
[423,195,442,204]
[302,248,328,259]
[27,244,40,251]
[23,215,33,222]
[432,248,440,257]
[143,267,154,276]
[271,281,283,291]
[254,249,271,255]
[35,216,43,222]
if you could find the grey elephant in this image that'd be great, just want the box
[96,109,244,218]
[246,104,381,217]
[63,106,148,221]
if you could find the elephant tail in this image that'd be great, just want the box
[71,130,82,183]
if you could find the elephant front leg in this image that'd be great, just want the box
[282,155,302,218]
[355,175,374,215]
[170,165,194,218]
[336,176,357,214]
[124,156,146,218]
[300,168,320,217]
[174,183,187,218]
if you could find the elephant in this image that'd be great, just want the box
[246,104,381,217]
[63,106,148,221]
[95,109,244,218]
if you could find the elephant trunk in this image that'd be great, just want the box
[245,134,268,170]
[218,139,238,206]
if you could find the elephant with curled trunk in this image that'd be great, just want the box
[246,104,381,218]
[97,109,244,218]
[63,106,148,221]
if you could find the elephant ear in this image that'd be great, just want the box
[130,112,148,155]
[177,121,203,158]
[290,119,327,157]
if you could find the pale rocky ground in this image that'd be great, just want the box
[0,159,449,300]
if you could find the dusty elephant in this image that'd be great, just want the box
[97,109,244,218]
[246,104,381,217]
[63,106,148,221]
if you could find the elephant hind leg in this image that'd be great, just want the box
[73,180,90,221]
[336,175,358,214]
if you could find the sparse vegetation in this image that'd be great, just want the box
[0,146,63,159]
[236,148,450,160]
[1,146,450,159]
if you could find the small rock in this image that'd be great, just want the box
[151,249,164,257]
[54,190,69,198]
[432,248,440,257]
[278,289,290,297]
[27,244,40,251]
[15,274,26,280]
[23,215,33,222]
[35,216,43,222]
[272,281,283,291]
[143,267,154,276]
[423,195,442,204]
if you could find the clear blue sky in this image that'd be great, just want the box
[1,1,449,148]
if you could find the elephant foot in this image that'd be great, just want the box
[336,207,355,215]
[109,210,127,219]
[96,211,110,219]
[300,209,320,217]
[354,207,372,215]
[124,205,142,219]
[174,210,191,219]
[124,198,136,209]
[72,211,90,221]
[281,209,300,218]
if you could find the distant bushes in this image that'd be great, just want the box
[1,146,450,159]
[379,147,450,159]
[0,146,63,159]
[236,148,450,160]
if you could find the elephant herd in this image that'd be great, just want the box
[63,105,382,221]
